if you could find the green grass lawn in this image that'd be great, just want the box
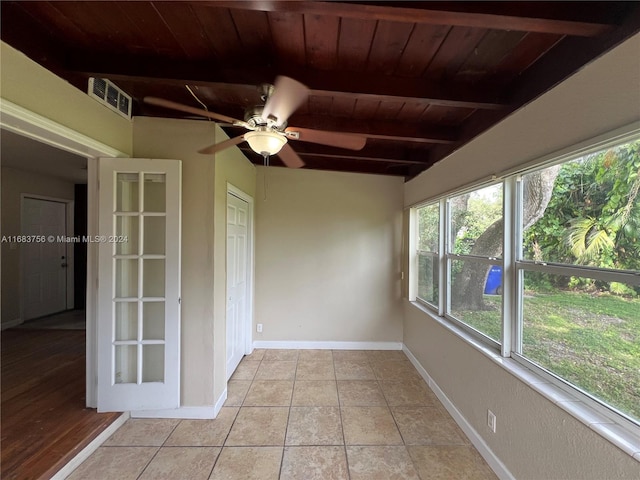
[456,292,640,422]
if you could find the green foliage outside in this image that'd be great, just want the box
[452,187,502,256]
[524,140,640,294]
[421,140,640,423]
[417,203,439,252]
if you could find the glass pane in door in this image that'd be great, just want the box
[115,259,138,297]
[143,259,165,297]
[115,302,138,341]
[115,345,137,384]
[143,216,165,255]
[115,216,139,255]
[143,302,165,340]
[143,174,166,212]
[142,345,164,382]
[116,173,139,212]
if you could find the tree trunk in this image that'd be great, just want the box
[452,166,560,310]
[451,218,504,310]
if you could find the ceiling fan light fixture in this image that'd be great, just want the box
[244,129,287,156]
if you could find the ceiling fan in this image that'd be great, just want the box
[144,76,367,168]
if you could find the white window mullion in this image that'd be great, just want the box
[408,207,418,301]
[438,199,446,316]
[442,198,451,316]
[517,261,640,285]
[501,176,516,357]
[513,176,525,355]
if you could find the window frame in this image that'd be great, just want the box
[444,181,505,350]
[415,201,441,310]
[409,127,640,431]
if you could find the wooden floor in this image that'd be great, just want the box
[1,328,121,480]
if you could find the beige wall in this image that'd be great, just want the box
[133,116,256,406]
[402,33,640,478]
[1,167,75,325]
[0,42,133,156]
[255,166,404,343]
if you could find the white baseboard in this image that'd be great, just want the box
[253,340,403,350]
[131,389,228,420]
[214,388,228,416]
[402,345,515,480]
[1,318,23,330]
[132,405,217,419]
[51,412,129,480]
[401,345,434,384]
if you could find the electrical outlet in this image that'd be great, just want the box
[256,323,263,333]
[487,410,497,433]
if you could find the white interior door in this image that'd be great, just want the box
[226,192,250,380]
[22,197,67,319]
[97,158,181,412]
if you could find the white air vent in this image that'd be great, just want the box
[88,78,132,119]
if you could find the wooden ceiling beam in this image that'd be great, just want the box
[424,6,640,169]
[292,68,505,110]
[64,53,507,110]
[202,1,615,37]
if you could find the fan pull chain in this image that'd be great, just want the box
[263,164,268,201]
[262,154,270,201]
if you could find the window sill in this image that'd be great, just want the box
[409,300,640,462]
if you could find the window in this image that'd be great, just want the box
[516,142,640,424]
[410,136,640,427]
[416,203,439,306]
[447,184,503,344]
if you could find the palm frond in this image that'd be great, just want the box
[567,217,614,264]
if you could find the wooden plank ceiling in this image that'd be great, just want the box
[2,1,639,179]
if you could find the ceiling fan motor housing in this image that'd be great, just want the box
[244,105,286,130]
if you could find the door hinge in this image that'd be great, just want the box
[178,297,181,305]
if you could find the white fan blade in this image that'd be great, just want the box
[262,76,309,126]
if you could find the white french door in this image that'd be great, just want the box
[22,197,67,319]
[97,158,181,412]
[226,191,250,380]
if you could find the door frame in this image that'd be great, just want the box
[1,99,127,408]
[20,194,75,320]
[226,183,255,361]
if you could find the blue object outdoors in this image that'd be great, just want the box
[484,265,503,295]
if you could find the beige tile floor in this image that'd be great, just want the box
[67,350,498,480]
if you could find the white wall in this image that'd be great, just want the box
[403,33,640,478]
[255,166,404,344]
[1,167,75,326]
[133,117,256,407]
